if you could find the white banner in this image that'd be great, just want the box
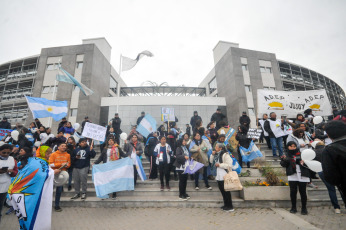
[81,122,107,141]
[161,107,175,121]
[257,89,332,118]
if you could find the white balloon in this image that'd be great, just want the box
[304,160,322,172]
[301,149,316,161]
[310,141,320,149]
[40,133,49,144]
[48,134,55,138]
[120,132,128,141]
[313,116,323,125]
[0,141,5,146]
[73,123,80,130]
[34,141,41,147]
[11,130,19,141]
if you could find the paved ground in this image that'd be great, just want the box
[1,207,345,230]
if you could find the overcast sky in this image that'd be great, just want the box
[0,0,345,91]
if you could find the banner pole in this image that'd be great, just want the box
[117,54,122,113]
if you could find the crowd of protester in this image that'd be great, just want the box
[0,104,346,221]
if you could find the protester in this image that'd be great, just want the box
[258,114,271,149]
[58,117,67,133]
[328,105,339,121]
[314,141,342,214]
[111,113,122,140]
[49,143,71,212]
[190,111,202,130]
[0,144,18,223]
[208,121,219,146]
[211,108,226,130]
[146,132,159,180]
[213,134,235,153]
[333,109,346,123]
[0,117,11,130]
[154,136,172,191]
[48,131,67,151]
[18,147,33,169]
[59,122,75,135]
[235,125,251,168]
[157,125,168,138]
[210,143,234,212]
[66,136,77,191]
[185,124,191,137]
[36,145,53,163]
[281,141,309,215]
[287,128,310,151]
[190,132,212,190]
[304,109,314,122]
[124,134,143,186]
[322,120,346,208]
[70,138,96,200]
[127,125,143,141]
[264,112,285,157]
[136,112,145,125]
[93,138,126,199]
[193,119,203,136]
[239,111,250,129]
[81,116,90,133]
[183,133,191,148]
[174,138,190,200]
[34,118,42,129]
[281,116,293,146]
[167,124,178,181]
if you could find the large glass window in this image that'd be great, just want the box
[76,62,83,69]
[241,64,248,71]
[208,77,217,94]
[110,76,118,94]
[260,66,266,73]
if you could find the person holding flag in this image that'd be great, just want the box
[123,134,144,186]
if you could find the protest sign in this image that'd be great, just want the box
[247,128,263,139]
[81,122,107,141]
[257,89,332,118]
[161,107,175,122]
[0,129,12,141]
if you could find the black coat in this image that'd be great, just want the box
[136,116,144,125]
[57,121,67,132]
[146,136,158,157]
[211,112,225,129]
[0,121,11,129]
[239,115,251,127]
[95,146,126,164]
[190,115,202,129]
[173,146,188,168]
[280,155,310,177]
[322,139,346,187]
[236,132,251,149]
[71,146,96,169]
[111,117,122,132]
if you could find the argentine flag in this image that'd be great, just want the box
[26,96,67,121]
[135,155,147,181]
[239,141,263,162]
[136,114,157,138]
[92,158,134,198]
[56,67,94,96]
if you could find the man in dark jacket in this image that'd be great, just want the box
[211,108,226,130]
[239,111,251,128]
[70,138,96,200]
[322,121,346,207]
[81,116,90,133]
[57,117,67,133]
[136,112,145,125]
[190,111,201,130]
[111,113,122,140]
[0,117,11,129]
[328,105,339,121]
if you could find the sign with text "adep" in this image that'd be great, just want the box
[81,122,107,142]
[257,89,332,118]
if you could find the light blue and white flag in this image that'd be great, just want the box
[135,155,147,181]
[239,141,263,163]
[25,96,67,121]
[56,67,94,96]
[92,157,134,198]
[136,114,157,138]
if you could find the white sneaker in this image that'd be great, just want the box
[335,209,341,214]
[195,186,200,190]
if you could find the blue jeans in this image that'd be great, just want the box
[68,167,73,187]
[318,172,340,209]
[195,166,209,187]
[55,186,63,208]
[270,137,283,156]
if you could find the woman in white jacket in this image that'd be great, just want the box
[210,143,234,212]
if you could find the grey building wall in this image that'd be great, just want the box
[214,47,282,127]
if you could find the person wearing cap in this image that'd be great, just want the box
[111,113,122,140]
[136,112,146,125]
[0,117,11,130]
[57,117,67,133]
[70,138,96,201]
[239,111,251,129]
[211,108,226,130]
[81,116,90,133]
[49,143,71,212]
[190,111,202,130]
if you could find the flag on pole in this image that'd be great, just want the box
[135,155,147,181]
[92,158,134,198]
[25,96,68,121]
[136,114,157,138]
[122,50,154,71]
[56,67,94,96]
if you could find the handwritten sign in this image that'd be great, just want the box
[0,129,12,141]
[247,129,263,139]
[161,107,175,122]
[81,122,107,142]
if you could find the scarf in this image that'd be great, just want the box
[288,149,300,169]
[36,146,50,163]
[109,144,120,161]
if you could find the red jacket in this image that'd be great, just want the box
[333,115,346,123]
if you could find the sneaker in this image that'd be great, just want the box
[160,185,164,191]
[301,208,308,215]
[206,186,212,190]
[55,206,62,212]
[290,208,297,214]
[179,195,188,201]
[307,183,318,189]
[335,208,341,214]
[195,186,200,190]
[185,193,191,199]
[81,193,87,200]
[70,194,80,200]
[166,185,171,191]
[223,207,235,212]
[68,185,72,191]
[220,206,225,210]
[208,175,215,180]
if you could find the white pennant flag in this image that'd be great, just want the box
[121,50,153,71]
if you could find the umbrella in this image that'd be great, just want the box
[183,159,204,174]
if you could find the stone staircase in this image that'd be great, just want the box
[55,143,341,208]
